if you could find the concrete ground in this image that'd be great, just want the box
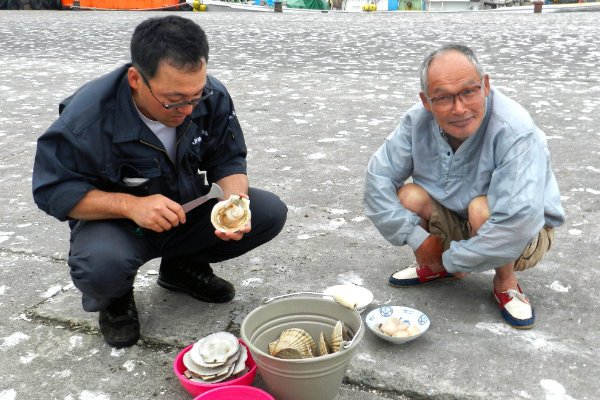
[0,9,599,400]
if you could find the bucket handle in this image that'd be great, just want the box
[262,292,363,350]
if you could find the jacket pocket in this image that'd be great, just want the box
[107,158,161,196]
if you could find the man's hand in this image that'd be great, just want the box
[128,194,186,232]
[68,189,185,233]
[415,235,468,278]
[215,221,251,241]
[414,235,445,273]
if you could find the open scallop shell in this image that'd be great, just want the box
[269,328,316,359]
[211,195,251,233]
[190,332,240,366]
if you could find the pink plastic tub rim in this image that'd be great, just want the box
[193,385,275,400]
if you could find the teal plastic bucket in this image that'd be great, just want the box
[240,295,364,400]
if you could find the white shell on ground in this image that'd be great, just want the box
[323,284,373,313]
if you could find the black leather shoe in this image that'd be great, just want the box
[157,259,235,303]
[98,290,140,348]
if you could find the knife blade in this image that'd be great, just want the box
[181,183,224,213]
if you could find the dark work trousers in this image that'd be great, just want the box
[68,188,287,312]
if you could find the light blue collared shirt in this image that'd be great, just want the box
[363,88,565,273]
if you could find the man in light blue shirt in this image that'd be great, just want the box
[364,44,565,329]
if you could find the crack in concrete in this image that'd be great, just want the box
[342,377,481,400]
[2,247,67,263]
[340,380,427,400]
[24,303,247,355]
[23,304,427,399]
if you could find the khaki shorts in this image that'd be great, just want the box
[429,199,554,271]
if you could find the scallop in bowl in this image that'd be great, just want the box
[365,306,430,344]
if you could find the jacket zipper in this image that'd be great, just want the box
[177,120,193,148]
[139,120,193,173]
[139,139,175,170]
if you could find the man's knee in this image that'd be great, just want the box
[69,244,138,296]
[468,196,490,232]
[249,188,287,237]
[398,183,433,220]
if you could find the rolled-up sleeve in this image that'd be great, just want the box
[204,94,247,183]
[32,119,95,221]
[443,130,547,273]
[364,115,429,250]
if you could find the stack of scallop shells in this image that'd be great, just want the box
[183,332,248,383]
[268,321,351,359]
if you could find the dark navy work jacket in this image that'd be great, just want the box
[32,64,247,223]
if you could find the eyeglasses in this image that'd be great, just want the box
[139,70,212,110]
[426,81,484,111]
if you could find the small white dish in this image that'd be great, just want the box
[323,284,374,313]
[365,306,430,344]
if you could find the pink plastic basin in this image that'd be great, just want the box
[174,339,257,397]
[193,385,275,400]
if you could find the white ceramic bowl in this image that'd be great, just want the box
[365,306,430,344]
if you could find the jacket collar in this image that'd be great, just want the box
[112,64,211,145]
[113,66,155,144]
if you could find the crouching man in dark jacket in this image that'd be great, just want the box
[32,16,287,348]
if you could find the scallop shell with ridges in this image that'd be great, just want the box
[270,328,316,359]
[330,321,344,353]
[273,347,307,359]
[318,332,330,356]
[211,195,251,232]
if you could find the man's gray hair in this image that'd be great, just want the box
[419,44,485,94]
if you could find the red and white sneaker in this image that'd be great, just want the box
[493,285,535,329]
[389,265,455,287]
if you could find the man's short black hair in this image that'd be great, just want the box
[131,15,209,78]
